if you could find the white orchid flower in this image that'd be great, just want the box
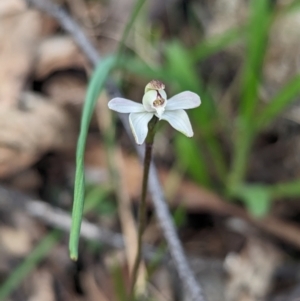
[108,80,201,145]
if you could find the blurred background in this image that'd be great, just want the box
[1,0,300,300]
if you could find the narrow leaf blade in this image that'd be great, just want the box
[257,74,300,130]
[69,55,117,260]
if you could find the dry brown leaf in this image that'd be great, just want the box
[29,270,55,301]
[82,271,110,301]
[42,73,86,106]
[99,0,135,54]
[0,226,32,256]
[7,169,42,192]
[0,91,76,178]
[0,0,26,16]
[0,9,43,107]
[264,10,300,93]
[225,237,282,301]
[34,36,87,79]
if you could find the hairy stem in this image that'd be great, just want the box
[130,116,158,298]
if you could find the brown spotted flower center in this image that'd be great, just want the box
[153,94,165,107]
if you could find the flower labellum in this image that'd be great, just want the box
[108,80,201,144]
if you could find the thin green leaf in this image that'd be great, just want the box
[0,187,110,299]
[111,264,128,301]
[69,55,117,261]
[226,124,255,195]
[234,179,300,217]
[0,231,61,301]
[175,134,211,187]
[283,0,300,13]
[256,74,300,130]
[241,0,271,121]
[227,0,272,193]
[116,0,147,59]
[235,185,272,217]
[270,179,300,199]
[173,205,187,228]
[84,186,114,214]
[190,26,244,62]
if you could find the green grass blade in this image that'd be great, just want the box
[234,185,272,217]
[0,187,110,299]
[284,0,300,13]
[175,134,211,187]
[270,179,300,199]
[84,186,112,214]
[241,0,271,121]
[111,264,128,301]
[116,0,147,58]
[256,74,300,130]
[227,0,272,193]
[0,230,61,300]
[69,55,117,260]
[190,26,244,62]
[234,179,300,216]
[226,124,255,195]
[163,42,228,180]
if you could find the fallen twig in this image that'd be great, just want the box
[0,185,157,259]
[0,185,122,248]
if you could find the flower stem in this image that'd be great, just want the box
[129,116,158,299]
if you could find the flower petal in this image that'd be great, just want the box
[129,112,154,144]
[160,109,194,137]
[108,98,144,113]
[165,91,201,111]
[142,90,157,112]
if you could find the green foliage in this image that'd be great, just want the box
[69,2,300,264]
[256,74,300,130]
[190,26,244,62]
[241,0,271,120]
[69,55,117,261]
[224,1,300,208]
[234,185,272,217]
[173,205,188,228]
[85,186,116,216]
[111,264,129,301]
[285,0,300,13]
[164,42,217,128]
[270,180,300,199]
[175,135,211,187]
[0,231,61,301]
[235,180,300,217]
[119,1,300,216]
[227,0,272,193]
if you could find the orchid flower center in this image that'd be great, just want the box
[142,88,167,118]
[152,91,166,118]
[153,93,165,107]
